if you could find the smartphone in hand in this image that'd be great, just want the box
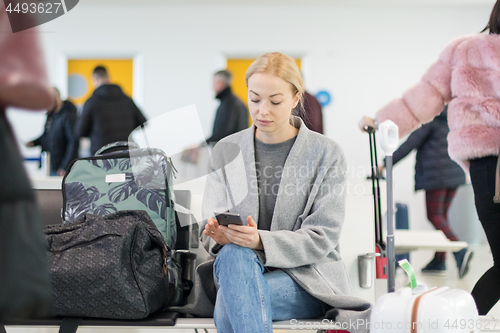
[214,212,247,226]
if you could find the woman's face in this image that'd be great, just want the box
[247,72,300,141]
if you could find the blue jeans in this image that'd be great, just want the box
[213,243,324,333]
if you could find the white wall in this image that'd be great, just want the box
[11,2,492,233]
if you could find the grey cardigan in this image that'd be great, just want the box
[174,118,371,332]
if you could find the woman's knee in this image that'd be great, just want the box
[218,243,254,260]
[214,243,259,275]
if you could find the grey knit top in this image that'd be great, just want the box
[254,136,297,231]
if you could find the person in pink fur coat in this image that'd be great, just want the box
[359,0,500,316]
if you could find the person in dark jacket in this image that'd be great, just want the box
[292,90,323,134]
[206,70,248,144]
[379,106,472,278]
[181,70,248,164]
[27,88,78,176]
[78,66,147,156]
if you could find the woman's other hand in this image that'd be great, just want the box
[219,216,263,250]
[378,165,385,178]
[358,116,377,132]
[204,217,230,246]
[181,145,200,164]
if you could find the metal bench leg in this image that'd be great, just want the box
[59,317,82,333]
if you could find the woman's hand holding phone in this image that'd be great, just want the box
[204,217,230,246]
[220,216,263,250]
[205,215,263,250]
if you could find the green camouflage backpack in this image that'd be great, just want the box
[62,141,183,306]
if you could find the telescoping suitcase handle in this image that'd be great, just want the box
[95,141,141,156]
[377,120,399,293]
[366,126,385,253]
[366,122,399,291]
[366,126,389,282]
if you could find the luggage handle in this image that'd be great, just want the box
[378,120,398,156]
[367,126,384,251]
[378,120,399,293]
[95,141,140,156]
[364,125,376,134]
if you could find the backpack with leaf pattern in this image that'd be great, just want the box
[62,141,183,306]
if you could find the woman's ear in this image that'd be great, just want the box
[292,92,300,109]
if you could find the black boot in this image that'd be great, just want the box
[454,248,474,279]
[421,256,446,275]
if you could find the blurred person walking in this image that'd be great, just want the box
[205,70,248,145]
[26,87,78,176]
[77,65,147,156]
[359,0,500,315]
[182,70,248,164]
[0,5,53,320]
[378,107,469,277]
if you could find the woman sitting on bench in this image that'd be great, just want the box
[201,52,350,333]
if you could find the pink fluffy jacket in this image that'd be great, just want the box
[376,33,500,170]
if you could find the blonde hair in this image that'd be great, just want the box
[245,52,304,110]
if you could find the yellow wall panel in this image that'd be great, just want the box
[67,59,133,107]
